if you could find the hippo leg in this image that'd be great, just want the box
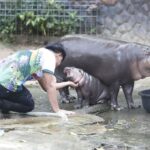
[75,88,90,109]
[57,75,75,103]
[109,82,121,111]
[59,87,70,103]
[74,89,84,109]
[57,76,70,103]
[122,82,135,109]
[59,87,76,103]
[82,97,90,108]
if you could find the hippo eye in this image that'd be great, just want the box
[79,69,82,73]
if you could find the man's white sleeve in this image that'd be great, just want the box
[40,49,56,75]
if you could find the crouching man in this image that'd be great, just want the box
[0,43,77,118]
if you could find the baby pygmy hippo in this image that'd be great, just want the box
[64,67,110,108]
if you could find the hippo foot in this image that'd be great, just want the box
[67,95,76,103]
[81,105,90,111]
[60,95,76,104]
[128,103,141,109]
[74,104,82,109]
[60,98,70,104]
[111,105,124,111]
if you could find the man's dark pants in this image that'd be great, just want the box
[0,84,34,113]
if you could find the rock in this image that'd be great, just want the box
[0,113,105,150]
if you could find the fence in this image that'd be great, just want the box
[0,0,100,41]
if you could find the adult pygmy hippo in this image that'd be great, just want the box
[56,35,150,110]
[64,67,110,108]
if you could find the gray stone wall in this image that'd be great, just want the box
[99,0,150,45]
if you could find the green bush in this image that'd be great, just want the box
[0,18,16,42]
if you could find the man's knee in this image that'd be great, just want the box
[25,99,35,112]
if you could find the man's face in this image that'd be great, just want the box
[55,53,63,66]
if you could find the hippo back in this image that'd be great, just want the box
[56,35,146,85]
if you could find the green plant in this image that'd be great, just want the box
[90,28,96,34]
[17,12,47,35]
[46,11,79,36]
[16,4,79,36]
[0,0,80,41]
[0,18,16,42]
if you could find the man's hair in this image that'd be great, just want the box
[45,43,66,61]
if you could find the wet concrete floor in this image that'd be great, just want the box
[0,78,150,150]
[95,78,150,150]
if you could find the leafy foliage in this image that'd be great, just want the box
[0,0,80,41]
[0,18,16,42]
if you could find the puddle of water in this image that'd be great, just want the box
[96,108,150,150]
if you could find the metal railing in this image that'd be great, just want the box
[0,0,100,40]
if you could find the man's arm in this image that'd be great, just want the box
[37,73,76,114]
[37,75,77,92]
[41,73,59,112]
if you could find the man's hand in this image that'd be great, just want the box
[67,81,78,88]
[57,109,76,115]
[56,109,76,121]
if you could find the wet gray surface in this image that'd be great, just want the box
[27,80,150,150]
[96,109,150,150]
[94,79,150,150]
[0,78,150,150]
